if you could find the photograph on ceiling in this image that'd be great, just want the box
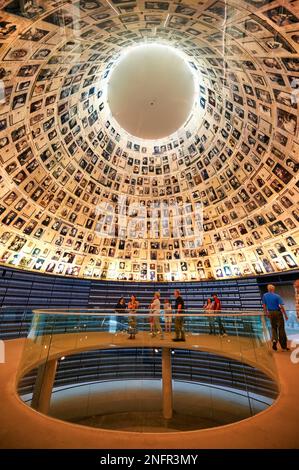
[19,27,49,41]
[75,0,103,11]
[44,9,77,27]
[12,94,27,110]
[283,254,298,268]
[0,19,17,39]
[3,48,29,61]
[144,2,169,11]
[265,6,299,27]
[95,19,119,31]
[264,35,296,54]
[0,136,9,149]
[17,64,40,77]
[144,15,162,24]
[168,15,189,27]
[243,18,267,36]
[262,57,282,70]
[285,158,299,173]
[274,89,297,108]
[4,0,44,18]
[277,108,297,134]
[272,163,293,184]
[282,57,299,72]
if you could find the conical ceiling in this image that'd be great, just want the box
[0,0,298,282]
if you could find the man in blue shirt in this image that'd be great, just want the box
[262,284,289,351]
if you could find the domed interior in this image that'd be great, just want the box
[0,0,298,282]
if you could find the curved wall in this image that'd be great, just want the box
[19,348,278,400]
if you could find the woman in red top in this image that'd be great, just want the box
[128,295,139,339]
[212,294,227,336]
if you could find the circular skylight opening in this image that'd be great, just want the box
[106,44,198,140]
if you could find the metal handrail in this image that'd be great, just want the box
[32,307,298,318]
[33,309,263,317]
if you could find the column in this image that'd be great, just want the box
[162,347,173,419]
[31,359,57,414]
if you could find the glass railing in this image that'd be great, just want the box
[1,306,298,341]
[0,307,33,340]
[284,310,299,334]
[16,309,280,433]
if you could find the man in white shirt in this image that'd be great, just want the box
[150,292,162,337]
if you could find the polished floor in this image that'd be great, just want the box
[46,380,270,432]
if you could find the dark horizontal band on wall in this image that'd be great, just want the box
[18,348,278,401]
[0,266,266,339]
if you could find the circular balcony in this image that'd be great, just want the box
[17,309,279,433]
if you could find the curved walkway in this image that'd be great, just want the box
[0,333,299,448]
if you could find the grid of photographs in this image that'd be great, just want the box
[0,0,299,282]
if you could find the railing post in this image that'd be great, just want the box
[162,347,173,419]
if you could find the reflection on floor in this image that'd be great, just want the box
[48,380,271,432]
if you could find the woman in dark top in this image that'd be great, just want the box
[114,297,126,330]
[173,289,186,341]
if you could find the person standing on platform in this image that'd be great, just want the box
[173,289,186,341]
[148,300,154,335]
[212,293,227,336]
[164,299,172,333]
[262,284,289,351]
[128,294,139,339]
[114,297,126,330]
[204,297,215,334]
[150,292,162,337]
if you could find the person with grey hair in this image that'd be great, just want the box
[150,292,162,337]
[262,284,289,351]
